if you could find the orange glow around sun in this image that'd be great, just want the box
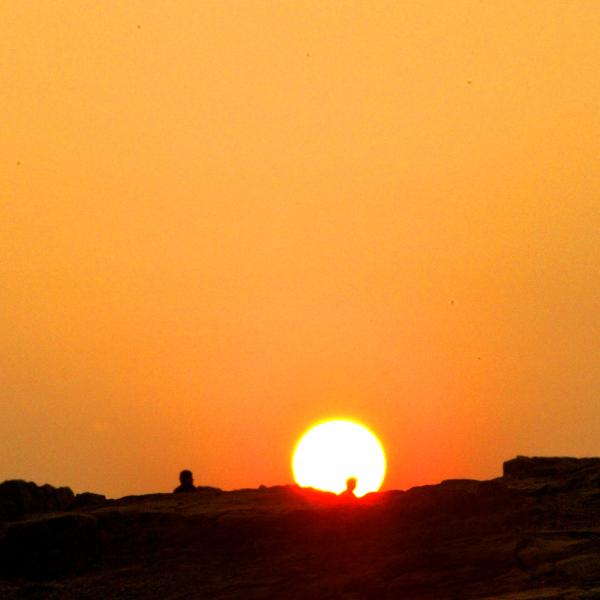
[292,419,386,497]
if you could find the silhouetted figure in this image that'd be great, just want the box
[174,469,196,493]
[340,477,357,499]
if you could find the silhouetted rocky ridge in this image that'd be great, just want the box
[2,456,600,598]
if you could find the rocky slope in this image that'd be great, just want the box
[2,457,600,599]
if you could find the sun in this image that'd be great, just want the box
[292,419,386,498]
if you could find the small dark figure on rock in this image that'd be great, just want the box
[174,469,196,493]
[340,477,357,499]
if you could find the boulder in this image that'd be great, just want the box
[0,481,74,522]
[69,492,106,510]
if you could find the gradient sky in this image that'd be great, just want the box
[2,1,600,498]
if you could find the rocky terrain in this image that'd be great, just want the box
[2,456,600,599]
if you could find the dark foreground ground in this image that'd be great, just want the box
[2,457,600,599]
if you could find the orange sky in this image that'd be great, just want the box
[2,1,600,498]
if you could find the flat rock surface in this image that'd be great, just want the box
[2,457,600,598]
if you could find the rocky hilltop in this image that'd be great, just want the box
[2,456,600,599]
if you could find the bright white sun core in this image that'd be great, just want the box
[292,419,386,498]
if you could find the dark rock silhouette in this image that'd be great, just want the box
[69,492,107,510]
[0,513,99,579]
[503,455,600,479]
[2,457,600,598]
[0,480,74,521]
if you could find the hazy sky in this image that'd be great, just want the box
[2,1,600,497]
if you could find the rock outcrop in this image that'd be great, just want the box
[0,480,74,521]
[69,492,107,510]
[503,455,600,480]
[1,458,600,598]
[0,513,99,579]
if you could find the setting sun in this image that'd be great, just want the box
[292,419,386,497]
